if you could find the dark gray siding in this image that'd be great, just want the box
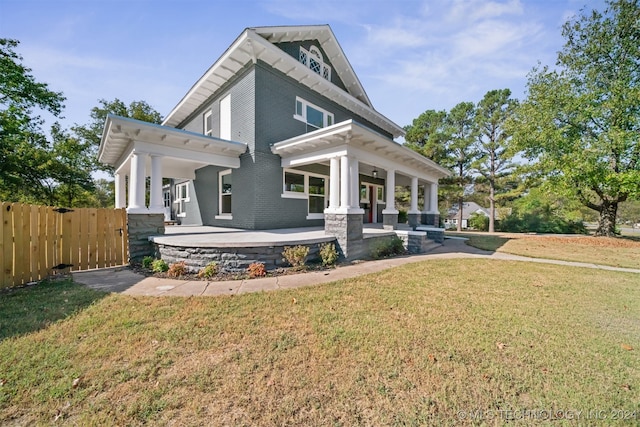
[180,66,255,147]
[254,62,392,152]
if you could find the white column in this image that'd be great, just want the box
[429,182,438,213]
[148,154,164,214]
[409,177,420,214]
[328,156,340,210]
[349,157,360,210]
[114,172,126,209]
[340,155,350,209]
[422,184,429,213]
[127,152,147,213]
[382,169,398,214]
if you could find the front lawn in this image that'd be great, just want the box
[454,232,640,269]
[1,259,638,425]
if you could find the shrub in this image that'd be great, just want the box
[247,262,267,278]
[370,236,405,259]
[319,242,339,266]
[282,245,309,268]
[151,259,169,273]
[468,212,489,231]
[141,256,154,269]
[167,261,187,278]
[398,210,408,224]
[197,262,218,279]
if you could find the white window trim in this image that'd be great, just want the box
[293,97,334,130]
[174,182,190,218]
[281,169,329,219]
[217,169,232,219]
[299,46,331,81]
[360,182,385,203]
[203,110,212,136]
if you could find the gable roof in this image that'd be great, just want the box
[447,202,490,220]
[162,25,405,138]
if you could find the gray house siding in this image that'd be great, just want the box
[174,55,393,230]
[180,66,255,147]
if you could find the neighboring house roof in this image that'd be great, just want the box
[272,119,450,181]
[162,25,405,139]
[447,202,490,220]
[99,114,247,177]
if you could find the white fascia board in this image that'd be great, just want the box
[132,141,241,169]
[271,120,354,153]
[281,148,349,168]
[246,32,405,138]
[347,145,442,183]
[162,30,251,127]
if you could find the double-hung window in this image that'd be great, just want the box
[217,170,232,218]
[174,182,189,217]
[203,110,212,136]
[294,97,334,130]
[282,169,328,219]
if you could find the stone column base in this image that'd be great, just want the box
[383,213,398,230]
[421,213,440,227]
[408,213,421,229]
[325,212,364,260]
[127,213,165,263]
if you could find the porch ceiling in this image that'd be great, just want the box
[99,114,247,173]
[271,120,451,181]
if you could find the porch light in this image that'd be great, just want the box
[372,168,378,178]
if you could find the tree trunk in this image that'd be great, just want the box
[457,197,463,232]
[488,183,495,233]
[594,201,618,237]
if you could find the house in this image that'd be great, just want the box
[99,25,450,260]
[444,202,490,229]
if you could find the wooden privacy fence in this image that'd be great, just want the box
[1,202,129,289]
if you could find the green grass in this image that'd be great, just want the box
[0,278,106,340]
[1,260,639,425]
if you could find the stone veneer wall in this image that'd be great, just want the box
[157,241,326,272]
[324,213,365,260]
[128,214,165,263]
[421,213,440,227]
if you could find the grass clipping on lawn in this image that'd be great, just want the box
[463,233,640,270]
[1,259,639,425]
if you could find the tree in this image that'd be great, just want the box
[73,98,163,173]
[444,102,479,232]
[511,0,640,236]
[404,109,448,162]
[0,38,66,201]
[473,89,518,232]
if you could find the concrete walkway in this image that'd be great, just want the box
[71,239,640,297]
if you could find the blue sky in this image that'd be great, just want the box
[1,0,605,133]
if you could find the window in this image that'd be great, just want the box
[299,46,331,81]
[220,94,231,140]
[377,187,385,203]
[282,169,328,219]
[284,171,305,193]
[174,182,189,217]
[360,185,369,203]
[308,176,326,214]
[294,97,334,130]
[218,170,232,217]
[203,110,212,136]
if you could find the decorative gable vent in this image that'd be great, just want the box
[299,46,331,81]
